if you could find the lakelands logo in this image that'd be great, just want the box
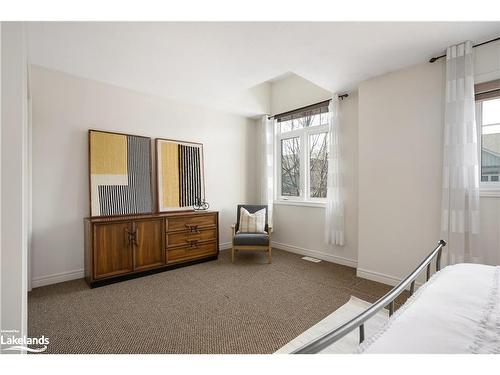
[1,329,49,353]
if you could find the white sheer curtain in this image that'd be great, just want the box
[325,96,345,246]
[441,41,481,265]
[261,115,274,228]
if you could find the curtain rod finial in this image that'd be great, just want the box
[429,57,438,63]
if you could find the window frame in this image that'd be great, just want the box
[275,114,329,205]
[475,81,500,196]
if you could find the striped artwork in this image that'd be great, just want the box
[179,144,203,207]
[89,131,153,217]
[157,139,205,212]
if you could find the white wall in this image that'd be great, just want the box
[263,73,359,266]
[31,66,258,287]
[1,22,29,352]
[29,40,500,289]
[475,40,500,83]
[357,62,445,285]
[270,73,331,115]
[224,82,271,117]
[357,41,500,285]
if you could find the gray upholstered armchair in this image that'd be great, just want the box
[231,204,272,264]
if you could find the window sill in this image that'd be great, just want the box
[480,189,500,198]
[274,200,326,208]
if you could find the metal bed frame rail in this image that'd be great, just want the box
[292,240,447,354]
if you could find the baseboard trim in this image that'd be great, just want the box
[356,268,401,286]
[31,245,419,290]
[272,241,357,268]
[32,269,84,288]
[219,242,232,250]
[33,243,232,288]
[356,267,424,288]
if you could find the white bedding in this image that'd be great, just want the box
[361,263,500,354]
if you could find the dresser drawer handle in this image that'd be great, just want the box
[186,239,199,248]
[124,228,136,246]
[185,224,200,233]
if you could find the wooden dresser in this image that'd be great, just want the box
[84,211,219,287]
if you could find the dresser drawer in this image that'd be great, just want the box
[166,213,217,232]
[166,227,217,248]
[167,241,218,264]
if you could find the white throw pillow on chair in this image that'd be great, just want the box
[237,207,267,233]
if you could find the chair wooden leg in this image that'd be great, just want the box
[232,247,235,263]
[268,247,272,264]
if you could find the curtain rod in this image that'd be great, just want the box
[267,94,348,120]
[429,36,500,63]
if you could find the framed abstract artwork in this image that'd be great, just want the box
[156,138,205,212]
[89,130,153,217]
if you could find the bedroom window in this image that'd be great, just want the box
[280,137,301,197]
[476,80,500,192]
[276,101,330,204]
[309,132,328,198]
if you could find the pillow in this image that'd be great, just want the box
[237,207,267,233]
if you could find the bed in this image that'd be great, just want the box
[285,241,500,354]
[361,263,500,353]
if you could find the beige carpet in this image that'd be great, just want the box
[28,249,408,354]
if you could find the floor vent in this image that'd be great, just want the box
[301,256,322,263]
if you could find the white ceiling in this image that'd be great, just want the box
[27,22,500,116]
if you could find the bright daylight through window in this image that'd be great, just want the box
[479,97,500,184]
[277,102,329,202]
